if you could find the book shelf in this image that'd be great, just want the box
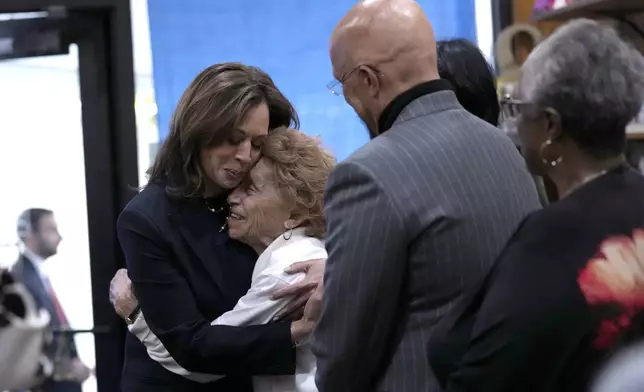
[531,0,644,140]
[532,0,644,22]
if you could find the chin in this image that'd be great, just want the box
[226,225,243,240]
[217,176,242,190]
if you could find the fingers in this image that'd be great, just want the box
[284,261,312,274]
[288,307,305,321]
[272,280,317,299]
[275,293,310,320]
[283,258,326,274]
[109,269,130,304]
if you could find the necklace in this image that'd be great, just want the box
[219,220,228,233]
[204,198,227,213]
[203,198,229,233]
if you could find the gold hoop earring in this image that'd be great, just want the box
[283,227,293,240]
[538,139,563,167]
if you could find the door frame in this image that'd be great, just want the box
[0,1,137,391]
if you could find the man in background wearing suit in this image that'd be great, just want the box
[311,0,542,391]
[11,208,90,392]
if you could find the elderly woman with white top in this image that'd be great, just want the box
[112,128,335,392]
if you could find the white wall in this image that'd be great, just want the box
[475,0,495,63]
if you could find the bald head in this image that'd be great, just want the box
[330,0,439,87]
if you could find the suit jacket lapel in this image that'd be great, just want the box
[14,256,59,326]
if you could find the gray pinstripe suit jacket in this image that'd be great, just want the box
[311,89,542,392]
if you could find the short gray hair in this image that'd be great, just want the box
[520,18,644,158]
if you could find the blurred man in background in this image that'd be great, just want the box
[11,208,90,392]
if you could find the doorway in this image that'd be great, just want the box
[0,1,137,391]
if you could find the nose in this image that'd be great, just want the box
[235,139,253,164]
[227,187,243,205]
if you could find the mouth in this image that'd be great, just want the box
[224,169,241,178]
[228,211,245,221]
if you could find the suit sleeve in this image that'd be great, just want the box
[311,161,408,392]
[126,274,296,383]
[117,208,296,375]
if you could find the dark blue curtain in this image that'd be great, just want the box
[148,0,476,160]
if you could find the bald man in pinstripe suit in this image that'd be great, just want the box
[310,1,542,391]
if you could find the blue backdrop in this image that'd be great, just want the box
[148,0,476,160]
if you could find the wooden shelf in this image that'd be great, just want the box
[532,0,644,22]
[627,123,644,140]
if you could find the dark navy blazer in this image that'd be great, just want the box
[117,181,295,392]
[12,255,82,392]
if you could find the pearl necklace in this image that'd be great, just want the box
[203,198,229,232]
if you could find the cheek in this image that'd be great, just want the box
[44,234,57,247]
[517,121,548,174]
[202,146,235,170]
[244,203,269,237]
[250,149,262,165]
[242,197,289,239]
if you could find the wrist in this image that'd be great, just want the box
[290,320,312,347]
[125,305,141,325]
[290,321,304,347]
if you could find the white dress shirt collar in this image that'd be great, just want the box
[22,248,48,283]
[23,248,45,268]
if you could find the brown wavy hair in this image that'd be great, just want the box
[262,128,335,239]
[148,62,299,198]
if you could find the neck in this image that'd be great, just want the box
[549,154,625,199]
[246,234,279,256]
[25,246,46,261]
[382,72,439,108]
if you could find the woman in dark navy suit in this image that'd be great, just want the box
[112,63,323,392]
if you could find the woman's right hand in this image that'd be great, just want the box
[290,279,324,346]
[109,268,139,319]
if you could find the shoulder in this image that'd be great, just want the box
[498,202,593,276]
[488,199,611,318]
[118,182,173,230]
[122,182,169,217]
[10,257,28,279]
[262,237,327,283]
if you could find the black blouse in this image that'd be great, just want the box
[427,165,644,392]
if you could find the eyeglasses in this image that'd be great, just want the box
[500,94,529,120]
[326,64,382,97]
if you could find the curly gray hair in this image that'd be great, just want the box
[519,18,644,158]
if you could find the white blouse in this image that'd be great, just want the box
[128,227,326,392]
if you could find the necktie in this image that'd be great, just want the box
[45,278,69,327]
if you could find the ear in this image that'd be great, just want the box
[543,107,563,141]
[359,66,380,97]
[284,216,305,231]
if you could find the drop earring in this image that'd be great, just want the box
[538,139,563,167]
[283,224,293,240]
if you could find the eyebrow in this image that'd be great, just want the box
[234,128,266,143]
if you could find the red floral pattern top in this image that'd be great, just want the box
[578,230,644,349]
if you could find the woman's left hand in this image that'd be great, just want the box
[109,268,139,319]
[272,258,325,320]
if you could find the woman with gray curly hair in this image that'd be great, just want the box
[115,128,334,392]
[428,19,644,392]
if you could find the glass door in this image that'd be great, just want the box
[0,17,93,392]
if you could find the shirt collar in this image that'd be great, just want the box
[23,248,45,270]
[377,79,452,134]
[253,227,309,280]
